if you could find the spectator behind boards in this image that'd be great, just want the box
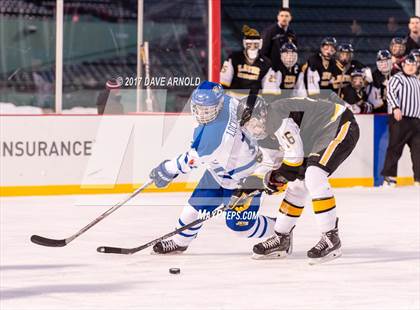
[340,69,371,114]
[261,7,297,70]
[301,37,337,97]
[330,43,371,96]
[220,25,280,100]
[405,16,420,54]
[96,78,124,115]
[389,37,407,75]
[367,50,393,113]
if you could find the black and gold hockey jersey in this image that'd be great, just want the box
[366,69,390,113]
[340,85,371,114]
[302,53,335,96]
[265,97,352,159]
[330,60,365,94]
[275,61,301,90]
[220,51,280,97]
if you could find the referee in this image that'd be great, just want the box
[382,54,420,186]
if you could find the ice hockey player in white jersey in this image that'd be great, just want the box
[236,95,360,264]
[149,81,276,254]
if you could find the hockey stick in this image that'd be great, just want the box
[96,190,261,255]
[30,180,154,247]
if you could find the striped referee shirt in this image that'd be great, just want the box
[387,72,420,118]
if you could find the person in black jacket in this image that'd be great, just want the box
[405,16,420,54]
[261,7,297,70]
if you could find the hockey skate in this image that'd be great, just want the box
[152,239,188,255]
[252,227,294,260]
[307,219,341,265]
[383,176,397,187]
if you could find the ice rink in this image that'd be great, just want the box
[1,186,419,310]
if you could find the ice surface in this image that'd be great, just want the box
[1,187,419,310]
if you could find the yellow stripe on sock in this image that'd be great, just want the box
[313,196,336,214]
[279,200,304,217]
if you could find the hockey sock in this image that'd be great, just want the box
[274,199,304,233]
[305,166,337,232]
[172,204,203,247]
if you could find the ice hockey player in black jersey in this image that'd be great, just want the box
[410,49,420,78]
[220,25,280,99]
[331,43,368,96]
[302,37,337,97]
[235,95,360,264]
[340,69,371,114]
[389,37,407,75]
[275,42,303,97]
[367,50,393,113]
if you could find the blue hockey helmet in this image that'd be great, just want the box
[190,81,224,124]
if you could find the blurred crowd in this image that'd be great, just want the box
[220,8,420,115]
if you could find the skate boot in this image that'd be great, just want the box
[383,176,397,187]
[307,219,341,265]
[152,239,188,255]
[252,227,294,259]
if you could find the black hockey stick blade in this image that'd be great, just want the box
[96,246,133,255]
[30,235,67,247]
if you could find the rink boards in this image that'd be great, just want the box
[0,114,414,196]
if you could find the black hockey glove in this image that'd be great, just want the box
[273,162,303,182]
[263,171,288,195]
[149,160,178,188]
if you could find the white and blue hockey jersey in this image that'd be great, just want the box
[164,96,260,189]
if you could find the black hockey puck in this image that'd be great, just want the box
[169,268,180,274]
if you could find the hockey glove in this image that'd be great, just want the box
[149,160,178,188]
[263,171,288,195]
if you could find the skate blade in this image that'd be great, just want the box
[308,249,342,265]
[150,250,186,255]
[252,251,288,260]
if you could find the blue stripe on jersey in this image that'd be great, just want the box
[248,217,261,238]
[227,158,256,176]
[191,96,234,157]
[258,216,268,238]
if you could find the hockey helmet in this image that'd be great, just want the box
[337,43,354,65]
[350,69,365,90]
[376,49,392,74]
[280,42,298,68]
[240,95,269,140]
[190,81,224,124]
[320,37,337,59]
[242,25,262,61]
[389,37,406,57]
